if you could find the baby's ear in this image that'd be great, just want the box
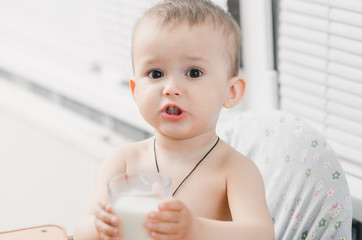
[223,76,245,108]
[129,79,137,100]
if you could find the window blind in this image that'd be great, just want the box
[278,0,362,176]
[0,0,163,83]
[0,0,227,133]
[0,0,227,84]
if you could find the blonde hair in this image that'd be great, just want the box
[133,0,241,77]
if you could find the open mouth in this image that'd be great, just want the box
[166,106,182,115]
[161,104,185,120]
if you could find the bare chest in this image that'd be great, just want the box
[171,171,232,221]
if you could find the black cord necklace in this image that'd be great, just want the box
[153,136,220,196]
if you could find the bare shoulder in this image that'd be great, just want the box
[106,138,150,160]
[218,142,274,236]
[85,138,153,211]
[217,139,260,176]
[218,139,266,204]
[99,138,152,173]
[218,140,271,218]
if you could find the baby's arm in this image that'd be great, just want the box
[145,156,274,240]
[74,200,120,240]
[73,146,127,240]
[218,157,275,239]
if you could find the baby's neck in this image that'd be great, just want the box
[154,132,219,160]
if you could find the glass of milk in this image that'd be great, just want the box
[108,171,172,240]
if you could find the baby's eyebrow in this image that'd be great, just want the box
[183,55,210,66]
[139,57,159,66]
[184,54,204,61]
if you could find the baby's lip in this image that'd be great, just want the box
[161,104,185,115]
[161,104,186,120]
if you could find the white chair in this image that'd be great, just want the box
[218,110,353,240]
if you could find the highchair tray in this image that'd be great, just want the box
[0,225,68,240]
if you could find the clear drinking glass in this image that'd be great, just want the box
[108,171,172,240]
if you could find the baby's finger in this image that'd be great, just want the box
[94,217,120,238]
[98,231,121,240]
[148,210,180,222]
[146,221,179,235]
[149,230,179,240]
[99,201,113,213]
[96,204,119,226]
[158,199,183,211]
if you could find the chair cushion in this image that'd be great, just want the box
[218,110,353,240]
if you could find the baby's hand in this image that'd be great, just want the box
[145,199,199,240]
[95,201,121,240]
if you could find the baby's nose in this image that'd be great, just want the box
[162,79,182,96]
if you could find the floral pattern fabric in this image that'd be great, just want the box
[217,110,353,240]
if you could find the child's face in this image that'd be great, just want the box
[131,19,235,139]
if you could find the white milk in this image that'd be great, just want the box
[112,195,163,240]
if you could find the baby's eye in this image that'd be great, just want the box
[186,68,203,78]
[148,70,164,79]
